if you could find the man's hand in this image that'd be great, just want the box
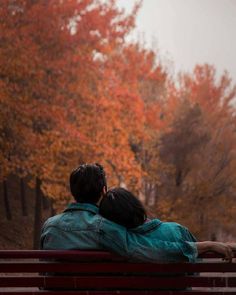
[225,242,236,250]
[196,241,233,262]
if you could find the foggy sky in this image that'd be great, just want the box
[117,0,236,84]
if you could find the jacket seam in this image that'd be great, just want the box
[42,224,100,232]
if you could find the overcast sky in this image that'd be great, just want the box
[117,0,236,84]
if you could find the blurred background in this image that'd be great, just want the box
[0,0,235,249]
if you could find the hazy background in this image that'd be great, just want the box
[117,0,236,83]
[1,0,236,249]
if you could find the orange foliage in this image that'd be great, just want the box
[151,65,236,239]
[0,0,142,202]
[0,1,236,240]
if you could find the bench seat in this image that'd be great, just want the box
[0,250,236,294]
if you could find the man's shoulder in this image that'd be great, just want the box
[42,209,104,231]
[42,213,64,228]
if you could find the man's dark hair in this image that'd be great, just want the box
[70,163,107,203]
[99,187,147,228]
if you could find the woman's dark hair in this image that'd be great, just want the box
[70,163,107,203]
[99,187,147,228]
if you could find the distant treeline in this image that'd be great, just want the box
[0,0,235,240]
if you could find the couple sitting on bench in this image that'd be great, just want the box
[41,163,234,262]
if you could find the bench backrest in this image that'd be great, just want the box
[0,250,236,294]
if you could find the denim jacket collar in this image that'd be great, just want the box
[64,202,99,215]
[130,219,162,234]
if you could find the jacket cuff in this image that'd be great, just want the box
[185,241,198,262]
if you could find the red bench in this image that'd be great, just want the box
[0,250,236,294]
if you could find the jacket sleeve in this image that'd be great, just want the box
[98,218,198,263]
[156,222,197,243]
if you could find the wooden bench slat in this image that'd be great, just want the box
[1,262,236,273]
[0,250,235,259]
[1,276,236,288]
[0,251,123,261]
[1,291,236,295]
[1,251,236,293]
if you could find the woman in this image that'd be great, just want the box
[99,187,234,261]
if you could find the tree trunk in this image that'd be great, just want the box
[144,181,149,206]
[3,180,11,220]
[154,184,159,206]
[42,195,50,210]
[20,178,27,216]
[50,199,55,217]
[33,178,42,249]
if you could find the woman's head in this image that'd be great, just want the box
[99,187,147,228]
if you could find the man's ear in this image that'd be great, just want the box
[96,186,107,207]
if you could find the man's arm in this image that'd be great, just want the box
[99,218,234,263]
[99,218,197,262]
[196,241,233,261]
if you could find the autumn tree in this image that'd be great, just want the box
[104,43,170,198]
[0,0,144,204]
[1,0,235,242]
[151,65,236,239]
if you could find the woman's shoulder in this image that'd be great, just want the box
[129,218,162,234]
[160,221,186,230]
[129,219,186,234]
[129,219,197,242]
[159,221,197,242]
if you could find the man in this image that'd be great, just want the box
[41,163,233,262]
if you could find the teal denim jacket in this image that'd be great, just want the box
[131,219,197,243]
[40,202,198,263]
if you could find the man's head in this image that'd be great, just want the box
[70,163,107,204]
